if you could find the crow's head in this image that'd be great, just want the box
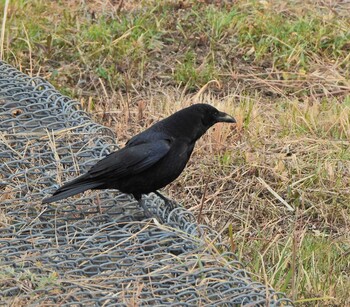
[149,103,236,141]
[165,103,236,140]
[195,104,236,128]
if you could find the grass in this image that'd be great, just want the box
[1,0,350,305]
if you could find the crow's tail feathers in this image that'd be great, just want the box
[42,174,101,204]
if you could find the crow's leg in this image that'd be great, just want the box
[138,197,166,223]
[138,198,153,218]
[154,191,178,210]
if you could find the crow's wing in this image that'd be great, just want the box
[88,139,171,179]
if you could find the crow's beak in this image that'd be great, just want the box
[216,111,236,123]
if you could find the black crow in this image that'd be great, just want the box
[42,104,236,213]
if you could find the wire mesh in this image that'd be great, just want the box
[0,61,294,306]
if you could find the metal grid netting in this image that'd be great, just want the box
[0,61,293,306]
